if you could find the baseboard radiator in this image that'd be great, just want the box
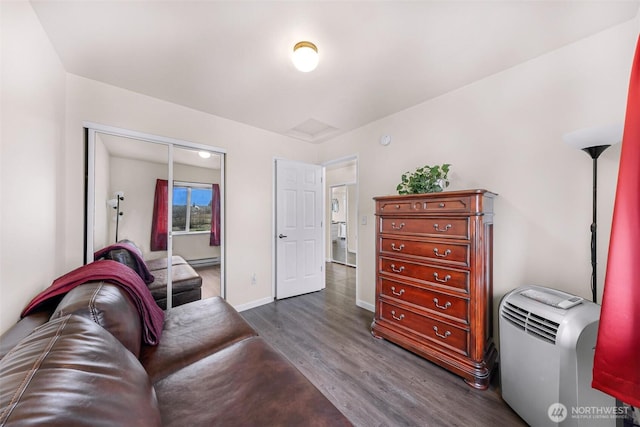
[187,257,220,268]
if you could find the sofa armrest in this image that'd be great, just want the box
[50,281,143,357]
[0,315,161,426]
[0,308,55,360]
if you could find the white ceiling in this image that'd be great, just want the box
[31,1,639,143]
[98,133,222,169]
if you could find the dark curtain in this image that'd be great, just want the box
[210,183,221,246]
[150,179,168,251]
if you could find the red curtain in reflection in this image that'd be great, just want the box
[210,183,220,246]
[150,179,168,251]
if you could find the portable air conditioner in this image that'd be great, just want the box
[499,285,615,427]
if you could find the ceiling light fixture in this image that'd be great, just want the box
[292,41,319,72]
[198,151,211,159]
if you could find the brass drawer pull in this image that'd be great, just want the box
[433,326,451,339]
[438,202,445,208]
[390,264,405,273]
[433,272,451,283]
[391,222,405,230]
[391,286,405,297]
[433,223,452,232]
[395,204,401,209]
[433,248,451,258]
[391,243,405,252]
[391,310,405,321]
[433,298,451,310]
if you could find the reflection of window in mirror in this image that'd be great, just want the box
[173,182,214,233]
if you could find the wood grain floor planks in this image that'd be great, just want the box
[241,263,526,427]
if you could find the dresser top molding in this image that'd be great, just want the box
[374,189,497,201]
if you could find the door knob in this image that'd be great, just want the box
[278,234,287,239]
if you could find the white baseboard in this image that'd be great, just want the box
[356,299,375,312]
[234,296,274,312]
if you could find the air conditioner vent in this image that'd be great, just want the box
[501,301,527,329]
[500,301,560,344]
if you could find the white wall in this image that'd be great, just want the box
[318,19,638,323]
[0,1,67,333]
[64,74,318,310]
[107,156,167,254]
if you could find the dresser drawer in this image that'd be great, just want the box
[379,217,469,239]
[379,301,469,355]
[377,196,472,214]
[379,237,469,266]
[379,277,469,323]
[379,257,469,293]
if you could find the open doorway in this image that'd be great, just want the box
[324,157,357,270]
[330,184,356,266]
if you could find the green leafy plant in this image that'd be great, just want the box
[396,163,451,194]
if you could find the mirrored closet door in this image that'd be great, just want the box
[85,123,225,309]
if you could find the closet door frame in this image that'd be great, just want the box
[84,121,226,306]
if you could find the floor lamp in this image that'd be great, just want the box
[107,191,125,243]
[563,124,622,303]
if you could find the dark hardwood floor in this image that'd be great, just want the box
[241,263,526,427]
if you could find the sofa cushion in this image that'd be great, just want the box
[153,336,351,427]
[0,315,161,426]
[147,264,202,294]
[140,296,257,382]
[145,259,202,309]
[50,281,143,357]
[145,255,188,271]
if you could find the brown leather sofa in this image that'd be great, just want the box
[0,280,351,425]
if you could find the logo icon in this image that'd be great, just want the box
[548,403,568,422]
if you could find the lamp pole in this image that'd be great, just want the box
[114,194,124,243]
[582,145,611,304]
[563,123,622,304]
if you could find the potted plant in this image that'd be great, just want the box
[396,163,451,194]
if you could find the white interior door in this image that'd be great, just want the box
[276,159,324,299]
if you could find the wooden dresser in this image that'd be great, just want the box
[371,189,497,389]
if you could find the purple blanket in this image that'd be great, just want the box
[21,260,164,345]
[94,242,155,285]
